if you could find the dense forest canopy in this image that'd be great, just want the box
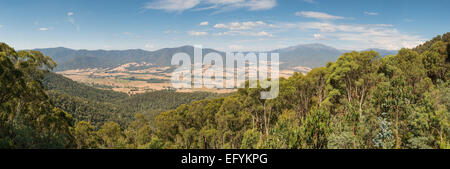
[0,32,449,149]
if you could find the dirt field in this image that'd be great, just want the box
[57,62,308,94]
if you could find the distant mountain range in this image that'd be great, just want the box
[36,44,398,71]
[271,43,343,68]
[36,46,223,71]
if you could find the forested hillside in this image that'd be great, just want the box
[1,33,449,149]
[43,73,129,102]
[42,72,226,129]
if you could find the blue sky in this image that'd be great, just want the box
[0,0,449,51]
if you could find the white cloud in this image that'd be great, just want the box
[200,21,209,26]
[188,31,209,36]
[295,22,393,33]
[0,25,3,29]
[215,30,273,37]
[145,0,201,12]
[214,21,267,30]
[299,22,337,32]
[213,21,274,37]
[248,31,273,37]
[39,27,49,31]
[67,12,74,16]
[206,0,277,11]
[364,11,379,16]
[214,24,227,29]
[144,0,277,12]
[332,31,423,50]
[242,0,277,10]
[289,22,422,50]
[296,11,347,20]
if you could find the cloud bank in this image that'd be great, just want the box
[145,0,277,12]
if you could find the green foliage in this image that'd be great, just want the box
[73,121,99,149]
[43,72,128,102]
[421,41,449,83]
[413,32,450,55]
[0,43,74,148]
[97,121,125,149]
[241,129,261,149]
[266,110,301,149]
[124,114,153,148]
[300,108,331,149]
[47,90,129,128]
